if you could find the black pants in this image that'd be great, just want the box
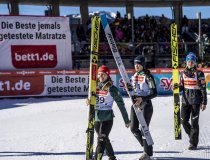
[94,120,114,160]
[181,103,200,146]
[130,100,153,156]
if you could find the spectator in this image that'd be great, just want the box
[203,34,210,54]
[76,24,86,42]
[182,24,189,34]
[182,15,189,26]
[150,16,157,29]
[178,34,186,54]
[142,46,155,68]
[115,27,124,42]
[159,14,167,27]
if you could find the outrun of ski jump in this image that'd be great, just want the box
[1,1,210,160]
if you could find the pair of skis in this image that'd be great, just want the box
[171,23,182,140]
[86,16,100,160]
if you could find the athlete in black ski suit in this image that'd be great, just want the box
[130,55,157,160]
[179,53,207,150]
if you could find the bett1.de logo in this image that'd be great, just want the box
[11,45,57,68]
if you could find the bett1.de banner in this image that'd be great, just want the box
[0,15,72,70]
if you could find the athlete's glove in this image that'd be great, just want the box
[200,104,206,111]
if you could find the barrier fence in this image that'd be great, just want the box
[72,41,210,69]
[1,68,210,98]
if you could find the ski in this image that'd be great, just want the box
[171,23,182,140]
[100,14,154,146]
[86,15,101,160]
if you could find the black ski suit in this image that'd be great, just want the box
[180,67,207,147]
[130,69,157,156]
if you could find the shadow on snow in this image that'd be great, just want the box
[0,149,209,160]
[0,96,85,110]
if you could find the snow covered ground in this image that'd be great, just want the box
[0,96,210,160]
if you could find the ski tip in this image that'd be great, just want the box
[100,14,107,24]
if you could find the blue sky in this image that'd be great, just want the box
[0,4,210,19]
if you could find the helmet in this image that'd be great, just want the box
[134,55,145,66]
[186,52,197,63]
[98,65,110,76]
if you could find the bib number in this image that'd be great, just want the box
[96,96,105,103]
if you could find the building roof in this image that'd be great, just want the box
[0,0,210,7]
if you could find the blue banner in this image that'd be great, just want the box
[115,73,173,95]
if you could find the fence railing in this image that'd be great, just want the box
[71,41,210,69]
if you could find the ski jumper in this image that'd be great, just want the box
[94,79,130,160]
[130,69,157,156]
[180,67,207,147]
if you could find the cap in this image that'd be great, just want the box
[134,55,145,66]
[186,52,197,63]
[98,65,110,76]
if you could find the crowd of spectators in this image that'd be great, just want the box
[76,12,173,44]
[75,11,210,68]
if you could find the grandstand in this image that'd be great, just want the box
[1,0,210,69]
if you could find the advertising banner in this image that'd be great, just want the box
[0,69,210,98]
[0,15,72,70]
[44,75,89,96]
[205,73,210,95]
[116,73,173,95]
[154,74,173,95]
[43,74,116,96]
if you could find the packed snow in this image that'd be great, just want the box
[0,96,210,160]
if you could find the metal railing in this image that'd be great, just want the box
[72,41,210,69]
